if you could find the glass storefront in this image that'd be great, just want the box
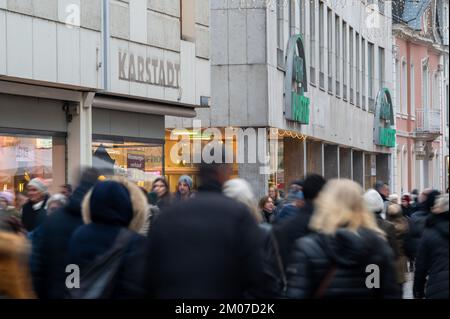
[92,138,164,192]
[0,133,66,196]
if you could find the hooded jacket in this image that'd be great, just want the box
[413,212,449,299]
[67,178,149,299]
[286,228,401,299]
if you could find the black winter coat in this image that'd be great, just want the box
[413,212,449,299]
[21,196,49,232]
[405,210,429,259]
[30,179,95,299]
[286,228,401,299]
[143,191,268,299]
[273,201,315,270]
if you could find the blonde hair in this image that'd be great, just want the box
[310,179,385,237]
[223,178,262,223]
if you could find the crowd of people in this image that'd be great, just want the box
[0,163,448,299]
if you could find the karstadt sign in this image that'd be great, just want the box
[118,51,181,89]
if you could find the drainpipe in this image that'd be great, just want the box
[102,0,110,91]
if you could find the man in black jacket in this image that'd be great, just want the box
[414,194,449,299]
[30,168,99,299]
[21,178,49,232]
[143,162,267,298]
[272,174,326,270]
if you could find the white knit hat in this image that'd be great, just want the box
[27,178,49,194]
[363,189,384,213]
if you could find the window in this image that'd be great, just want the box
[361,38,366,110]
[310,0,316,84]
[379,47,385,91]
[92,139,164,191]
[342,21,347,100]
[411,64,415,115]
[335,15,340,97]
[368,42,375,111]
[422,62,429,110]
[356,32,360,107]
[433,72,439,110]
[349,26,354,104]
[378,0,385,14]
[181,0,196,42]
[396,59,400,114]
[0,134,66,195]
[277,0,285,67]
[319,1,325,88]
[362,37,366,109]
[327,8,333,92]
[300,0,306,35]
[401,59,407,114]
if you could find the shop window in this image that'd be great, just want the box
[0,134,65,198]
[92,139,163,192]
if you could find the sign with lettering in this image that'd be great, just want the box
[284,34,310,124]
[118,51,180,89]
[374,88,396,148]
[127,153,145,171]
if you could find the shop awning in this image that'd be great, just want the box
[92,94,198,118]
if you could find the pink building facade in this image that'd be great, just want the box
[392,0,449,195]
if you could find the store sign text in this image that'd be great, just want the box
[119,52,180,88]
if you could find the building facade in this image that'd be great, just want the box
[167,0,395,197]
[0,0,210,194]
[392,0,449,195]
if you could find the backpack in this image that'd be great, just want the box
[67,229,134,299]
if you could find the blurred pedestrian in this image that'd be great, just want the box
[224,178,285,297]
[0,218,35,299]
[388,194,399,205]
[175,175,194,201]
[274,186,304,222]
[286,179,400,299]
[404,189,441,261]
[143,161,267,298]
[45,194,68,215]
[386,204,410,286]
[400,193,413,218]
[258,196,276,224]
[151,177,172,212]
[60,184,73,198]
[67,178,148,298]
[414,194,449,299]
[363,189,400,262]
[269,186,284,211]
[273,174,326,271]
[30,168,99,299]
[0,191,19,219]
[374,181,390,219]
[21,178,49,232]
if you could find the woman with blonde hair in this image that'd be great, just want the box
[286,179,400,299]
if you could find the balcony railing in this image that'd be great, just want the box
[415,108,441,133]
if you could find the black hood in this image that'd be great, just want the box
[426,212,449,239]
[318,228,389,267]
[66,177,98,217]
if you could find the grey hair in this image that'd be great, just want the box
[223,178,262,223]
[45,193,68,210]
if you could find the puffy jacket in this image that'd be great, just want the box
[67,179,149,298]
[286,228,401,299]
[413,212,449,299]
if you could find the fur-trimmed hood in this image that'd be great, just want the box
[82,177,150,233]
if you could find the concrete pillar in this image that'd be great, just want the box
[353,150,364,187]
[284,137,305,193]
[67,92,94,184]
[376,153,390,185]
[324,144,339,180]
[339,147,352,179]
[306,140,323,175]
[238,132,268,200]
